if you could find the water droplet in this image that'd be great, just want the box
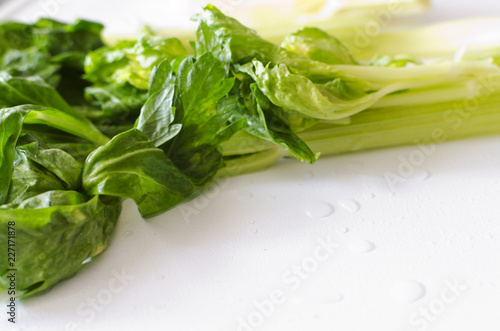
[304,201,334,218]
[365,192,375,199]
[250,227,259,234]
[82,257,92,265]
[415,170,431,181]
[236,190,253,201]
[154,274,165,281]
[348,239,375,253]
[339,199,361,213]
[122,231,134,238]
[249,219,256,224]
[336,227,349,234]
[390,280,426,303]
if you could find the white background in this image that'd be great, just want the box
[1,1,500,331]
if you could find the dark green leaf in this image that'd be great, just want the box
[16,139,82,190]
[0,107,26,204]
[0,72,74,113]
[165,53,244,185]
[0,22,33,53]
[135,60,181,147]
[1,47,61,86]
[84,84,147,121]
[6,148,66,204]
[0,73,108,144]
[231,81,318,163]
[84,53,246,217]
[0,18,104,96]
[31,18,104,70]
[0,193,121,297]
[83,129,198,218]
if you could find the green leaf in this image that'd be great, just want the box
[6,147,67,205]
[236,60,399,120]
[0,18,104,98]
[24,106,108,145]
[46,142,99,163]
[84,84,147,121]
[0,107,26,204]
[195,5,353,82]
[0,72,74,113]
[84,30,188,90]
[194,20,232,73]
[135,60,181,147]
[148,59,176,96]
[176,53,235,129]
[31,18,104,70]
[1,47,61,86]
[165,53,244,185]
[281,27,357,65]
[1,189,85,210]
[0,22,34,53]
[231,81,318,163]
[16,138,83,190]
[82,29,187,122]
[0,73,108,144]
[0,104,105,198]
[0,18,103,59]
[83,129,198,218]
[85,53,246,217]
[0,115,84,205]
[0,193,121,297]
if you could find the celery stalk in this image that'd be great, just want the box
[222,78,500,176]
